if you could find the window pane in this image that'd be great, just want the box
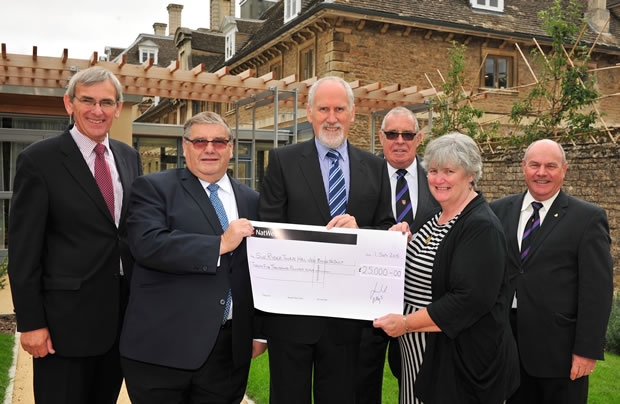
[136,137,179,174]
[490,0,498,7]
[477,0,486,5]
[498,58,508,88]
[484,58,496,88]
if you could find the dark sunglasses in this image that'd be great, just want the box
[184,137,231,151]
[382,131,417,141]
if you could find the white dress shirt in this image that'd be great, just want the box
[386,159,419,222]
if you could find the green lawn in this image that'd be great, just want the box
[0,333,15,402]
[246,352,620,403]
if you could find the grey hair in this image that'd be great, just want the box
[308,76,355,112]
[381,106,419,132]
[523,139,567,165]
[422,132,482,187]
[65,66,123,103]
[183,111,233,140]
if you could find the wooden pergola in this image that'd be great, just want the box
[0,45,436,114]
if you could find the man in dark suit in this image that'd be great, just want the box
[356,106,439,403]
[259,76,394,403]
[8,66,142,404]
[120,111,264,404]
[490,139,613,404]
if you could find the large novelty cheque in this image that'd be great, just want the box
[246,221,407,320]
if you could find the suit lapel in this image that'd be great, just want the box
[179,169,223,235]
[230,174,248,219]
[524,190,567,262]
[298,140,331,223]
[504,193,525,266]
[109,140,132,226]
[412,157,432,231]
[59,131,115,225]
[346,144,367,217]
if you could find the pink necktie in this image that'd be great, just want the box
[94,143,115,218]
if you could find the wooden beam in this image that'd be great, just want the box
[215,66,229,79]
[89,51,98,66]
[192,63,205,76]
[445,33,454,42]
[282,74,297,85]
[360,82,381,93]
[259,71,275,83]
[60,49,68,64]
[142,57,154,71]
[424,30,433,40]
[403,26,412,37]
[335,16,344,26]
[32,46,37,61]
[167,60,179,73]
[117,54,127,68]
[464,36,472,45]
[357,20,366,31]
[499,40,509,49]
[1,43,7,60]
[237,69,254,81]
[380,24,389,34]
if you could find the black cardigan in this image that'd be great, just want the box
[414,193,520,403]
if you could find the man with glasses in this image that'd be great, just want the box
[120,111,265,403]
[356,106,439,403]
[8,66,142,404]
[259,77,394,403]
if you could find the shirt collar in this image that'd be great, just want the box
[386,157,418,179]
[315,137,349,162]
[69,124,111,155]
[199,173,232,195]
[521,189,560,213]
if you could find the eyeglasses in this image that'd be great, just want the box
[382,131,417,141]
[184,137,231,150]
[74,96,117,110]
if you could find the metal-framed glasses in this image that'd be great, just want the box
[74,96,117,110]
[184,137,231,151]
[382,131,417,141]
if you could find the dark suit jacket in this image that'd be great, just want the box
[120,169,259,370]
[8,126,142,357]
[258,139,394,344]
[490,190,613,378]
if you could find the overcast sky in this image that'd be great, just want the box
[1,1,241,60]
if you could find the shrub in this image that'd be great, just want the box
[606,292,620,355]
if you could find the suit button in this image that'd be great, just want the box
[519,269,524,274]
[219,299,226,305]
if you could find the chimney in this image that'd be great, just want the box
[211,0,236,31]
[153,22,167,36]
[167,3,184,36]
[585,0,610,33]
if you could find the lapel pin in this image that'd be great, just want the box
[554,213,558,217]
[425,235,431,244]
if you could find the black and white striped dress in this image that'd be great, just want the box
[399,212,458,404]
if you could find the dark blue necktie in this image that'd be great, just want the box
[327,150,347,217]
[207,183,232,323]
[395,169,413,225]
[521,201,543,261]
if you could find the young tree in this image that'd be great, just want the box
[509,0,600,145]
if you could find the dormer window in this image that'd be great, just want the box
[284,0,301,23]
[139,42,159,65]
[471,0,504,13]
[225,30,236,61]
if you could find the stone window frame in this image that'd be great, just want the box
[481,48,517,90]
[470,0,504,13]
[139,46,159,65]
[269,56,283,80]
[225,30,236,61]
[284,0,301,24]
[298,43,315,81]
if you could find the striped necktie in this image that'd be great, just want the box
[207,183,232,324]
[326,150,347,217]
[395,169,414,225]
[521,201,543,260]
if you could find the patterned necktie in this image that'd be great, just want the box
[521,201,543,260]
[207,183,232,324]
[395,169,414,225]
[327,150,347,217]
[94,143,115,218]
